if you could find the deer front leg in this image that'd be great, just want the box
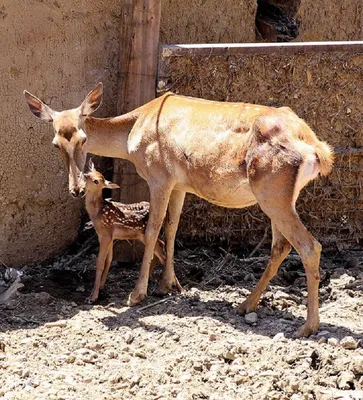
[127,185,172,306]
[86,235,112,304]
[159,190,185,294]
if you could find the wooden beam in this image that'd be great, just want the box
[113,0,161,261]
[161,41,363,58]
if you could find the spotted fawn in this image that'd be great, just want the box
[84,161,182,303]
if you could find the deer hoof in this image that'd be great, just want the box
[85,296,97,305]
[158,280,173,295]
[295,322,319,338]
[236,299,257,315]
[174,276,184,294]
[154,276,184,297]
[176,283,185,294]
[127,290,146,306]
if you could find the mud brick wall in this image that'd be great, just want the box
[160,0,257,44]
[0,0,121,266]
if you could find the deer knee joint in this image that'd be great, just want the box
[314,240,322,255]
[300,239,321,262]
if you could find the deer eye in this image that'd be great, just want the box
[81,136,87,146]
[93,179,99,185]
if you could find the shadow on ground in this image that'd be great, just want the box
[1,245,362,343]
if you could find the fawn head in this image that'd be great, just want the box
[84,159,119,195]
[23,83,103,197]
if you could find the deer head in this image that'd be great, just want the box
[23,83,103,197]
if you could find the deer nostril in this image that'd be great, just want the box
[79,189,85,197]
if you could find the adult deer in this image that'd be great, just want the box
[24,83,333,337]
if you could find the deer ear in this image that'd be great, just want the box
[80,82,103,116]
[104,181,120,190]
[23,90,54,122]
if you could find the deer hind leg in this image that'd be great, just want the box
[127,184,173,306]
[159,190,185,294]
[152,238,166,268]
[100,243,113,290]
[238,223,291,314]
[249,164,321,337]
[87,235,113,303]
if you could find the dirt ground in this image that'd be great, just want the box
[0,238,363,400]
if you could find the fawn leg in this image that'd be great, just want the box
[100,242,113,290]
[87,235,112,303]
[154,238,183,293]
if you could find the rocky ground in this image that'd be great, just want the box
[0,239,362,400]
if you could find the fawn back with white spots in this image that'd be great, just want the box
[84,161,182,303]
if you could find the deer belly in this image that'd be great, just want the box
[188,178,257,209]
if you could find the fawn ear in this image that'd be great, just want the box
[80,82,103,116]
[104,181,120,190]
[88,158,95,172]
[24,90,54,122]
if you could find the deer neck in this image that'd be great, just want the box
[84,112,139,160]
[85,192,103,222]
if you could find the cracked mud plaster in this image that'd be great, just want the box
[0,0,121,266]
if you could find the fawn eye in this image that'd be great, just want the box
[93,179,99,185]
